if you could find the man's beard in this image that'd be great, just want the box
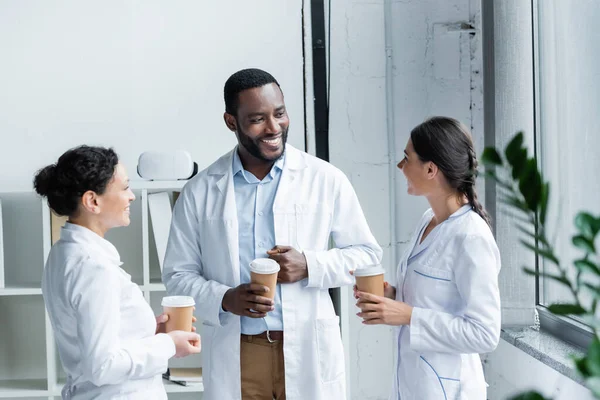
[237,123,288,162]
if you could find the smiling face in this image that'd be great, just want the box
[397,138,432,196]
[224,82,289,164]
[96,163,136,229]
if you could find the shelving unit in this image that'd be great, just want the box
[0,181,202,400]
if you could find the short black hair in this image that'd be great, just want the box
[33,145,119,217]
[224,68,280,116]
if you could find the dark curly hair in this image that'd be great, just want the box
[224,68,280,116]
[411,116,491,227]
[33,146,119,217]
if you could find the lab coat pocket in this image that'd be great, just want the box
[412,265,453,282]
[418,354,461,400]
[411,265,460,309]
[316,316,344,383]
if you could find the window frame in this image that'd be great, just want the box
[531,0,594,350]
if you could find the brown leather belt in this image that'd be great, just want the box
[242,331,284,341]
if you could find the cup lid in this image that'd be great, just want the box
[353,265,385,277]
[161,295,195,307]
[249,258,280,274]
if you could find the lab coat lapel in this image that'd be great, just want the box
[211,152,241,286]
[273,145,306,246]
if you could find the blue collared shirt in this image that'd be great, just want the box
[232,148,284,334]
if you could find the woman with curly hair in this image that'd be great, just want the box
[34,146,201,399]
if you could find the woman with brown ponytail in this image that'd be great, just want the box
[355,117,501,399]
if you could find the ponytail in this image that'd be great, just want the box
[462,149,492,228]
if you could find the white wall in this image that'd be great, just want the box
[0,1,306,191]
[486,340,593,400]
[329,0,483,398]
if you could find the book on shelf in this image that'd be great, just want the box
[162,367,203,386]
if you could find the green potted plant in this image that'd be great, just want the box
[481,132,600,399]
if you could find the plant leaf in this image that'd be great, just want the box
[484,170,514,191]
[572,235,596,254]
[523,267,569,286]
[583,283,600,297]
[511,148,529,181]
[481,147,503,166]
[508,391,549,400]
[586,337,600,377]
[547,303,586,315]
[539,182,550,225]
[505,132,525,168]
[515,223,549,247]
[500,193,530,214]
[574,259,600,275]
[572,355,591,377]
[520,240,560,265]
[518,158,543,212]
[575,212,599,238]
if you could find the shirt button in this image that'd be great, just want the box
[259,242,264,247]
[258,211,264,216]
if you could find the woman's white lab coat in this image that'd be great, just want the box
[163,144,382,400]
[42,223,175,399]
[392,206,501,400]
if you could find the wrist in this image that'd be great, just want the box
[302,252,309,279]
[406,306,413,325]
[222,289,233,312]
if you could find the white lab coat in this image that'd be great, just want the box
[42,223,175,400]
[163,144,382,400]
[391,207,501,400]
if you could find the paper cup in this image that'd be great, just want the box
[354,265,385,297]
[249,258,280,300]
[161,296,195,332]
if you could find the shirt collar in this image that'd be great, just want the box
[60,222,122,265]
[232,146,285,181]
[449,204,473,220]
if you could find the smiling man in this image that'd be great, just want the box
[162,68,382,400]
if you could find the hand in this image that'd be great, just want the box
[155,312,197,334]
[167,330,202,358]
[267,245,308,283]
[355,291,413,326]
[350,271,396,300]
[222,283,274,317]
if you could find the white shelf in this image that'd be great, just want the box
[0,190,202,400]
[163,379,204,393]
[0,287,42,296]
[0,379,48,398]
[52,379,203,395]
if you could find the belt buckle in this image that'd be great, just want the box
[266,329,275,343]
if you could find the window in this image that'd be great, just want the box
[534,0,600,346]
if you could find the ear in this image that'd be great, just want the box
[223,112,237,132]
[81,190,100,214]
[426,162,439,179]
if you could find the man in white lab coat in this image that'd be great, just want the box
[162,68,382,400]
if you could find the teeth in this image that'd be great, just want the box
[262,137,280,144]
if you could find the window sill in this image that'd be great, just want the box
[500,327,586,385]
